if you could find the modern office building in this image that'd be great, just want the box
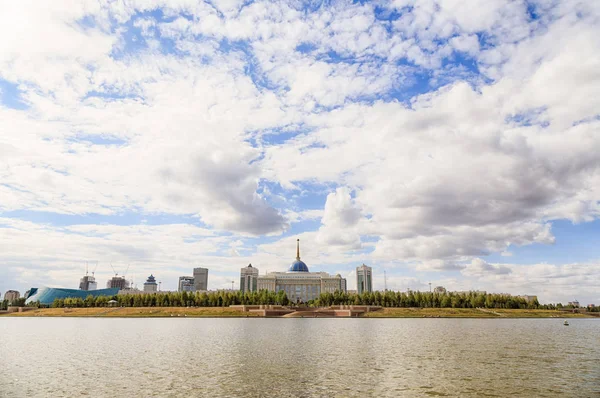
[518,295,538,303]
[240,264,259,293]
[256,239,347,303]
[356,264,373,294]
[178,276,195,292]
[144,275,158,293]
[193,267,209,291]
[24,287,119,306]
[79,274,98,291]
[107,276,129,290]
[3,290,20,303]
[568,300,580,307]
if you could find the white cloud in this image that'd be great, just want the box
[457,260,600,305]
[316,187,363,249]
[416,259,465,272]
[0,1,599,305]
[449,34,480,56]
[462,258,512,277]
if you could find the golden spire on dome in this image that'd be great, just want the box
[296,239,300,261]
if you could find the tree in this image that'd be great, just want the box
[85,295,95,308]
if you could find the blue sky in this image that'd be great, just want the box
[0,0,599,304]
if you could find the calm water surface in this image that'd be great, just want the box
[1,318,599,397]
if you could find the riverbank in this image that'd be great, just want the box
[1,307,596,318]
[0,307,260,318]
[361,308,596,318]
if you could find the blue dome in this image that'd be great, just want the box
[288,239,309,272]
[288,260,309,272]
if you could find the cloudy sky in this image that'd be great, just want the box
[1,0,599,304]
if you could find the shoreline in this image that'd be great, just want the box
[1,307,597,318]
[361,307,597,318]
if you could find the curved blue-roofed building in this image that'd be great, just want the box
[25,287,119,305]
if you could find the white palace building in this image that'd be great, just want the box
[241,239,347,303]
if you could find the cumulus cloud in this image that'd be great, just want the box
[0,1,599,304]
[416,260,465,272]
[316,187,363,249]
[462,258,512,277]
[455,260,600,305]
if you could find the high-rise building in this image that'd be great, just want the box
[178,276,195,292]
[240,264,259,293]
[79,275,98,291]
[144,275,158,293]
[3,290,20,304]
[568,300,580,308]
[193,267,209,292]
[106,276,129,290]
[356,264,372,294]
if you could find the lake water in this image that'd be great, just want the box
[0,318,599,397]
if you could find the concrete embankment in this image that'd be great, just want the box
[230,305,382,317]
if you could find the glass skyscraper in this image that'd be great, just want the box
[356,264,373,294]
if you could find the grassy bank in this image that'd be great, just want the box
[0,307,259,318]
[362,307,595,318]
[2,307,595,318]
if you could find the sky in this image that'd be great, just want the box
[0,0,599,305]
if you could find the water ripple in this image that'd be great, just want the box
[0,318,599,397]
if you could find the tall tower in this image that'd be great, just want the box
[356,264,373,294]
[79,274,97,291]
[79,262,98,291]
[193,267,209,291]
[240,264,259,293]
[384,270,388,292]
[107,276,129,290]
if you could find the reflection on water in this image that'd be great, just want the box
[1,318,599,397]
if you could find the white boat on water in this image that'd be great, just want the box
[564,320,569,326]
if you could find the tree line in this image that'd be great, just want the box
[19,289,596,311]
[0,298,27,310]
[313,290,544,309]
[49,290,290,308]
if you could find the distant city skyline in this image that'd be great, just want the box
[1,1,599,305]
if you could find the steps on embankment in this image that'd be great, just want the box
[229,305,382,318]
